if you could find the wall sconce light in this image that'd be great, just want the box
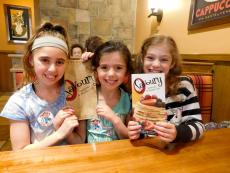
[148,0,163,23]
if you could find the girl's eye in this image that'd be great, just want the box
[160,56,171,62]
[40,58,49,63]
[145,56,154,61]
[161,58,169,62]
[56,59,65,65]
[115,66,123,70]
[99,65,107,70]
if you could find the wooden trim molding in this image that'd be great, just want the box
[181,54,230,62]
[182,61,214,75]
[0,50,20,54]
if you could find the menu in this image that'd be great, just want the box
[131,73,166,137]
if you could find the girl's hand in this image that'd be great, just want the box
[56,115,79,139]
[81,52,94,62]
[53,107,75,130]
[127,121,142,140]
[96,104,116,122]
[153,122,177,143]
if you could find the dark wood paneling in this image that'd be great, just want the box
[181,54,230,62]
[0,52,14,92]
[182,61,214,74]
[212,65,230,122]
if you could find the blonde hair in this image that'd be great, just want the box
[139,35,182,95]
[22,22,69,85]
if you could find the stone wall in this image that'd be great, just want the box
[39,0,137,52]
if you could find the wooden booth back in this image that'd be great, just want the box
[186,74,213,123]
[182,61,214,123]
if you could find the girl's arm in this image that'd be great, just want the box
[153,119,204,143]
[10,120,31,150]
[110,114,128,139]
[66,120,86,144]
[96,104,128,139]
[161,76,205,143]
[174,77,205,142]
[10,116,78,151]
[173,119,204,142]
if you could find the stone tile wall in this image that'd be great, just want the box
[39,0,137,52]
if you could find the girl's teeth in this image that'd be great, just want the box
[46,74,55,79]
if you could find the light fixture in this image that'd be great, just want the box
[148,0,163,23]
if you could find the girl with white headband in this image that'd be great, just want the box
[0,22,85,150]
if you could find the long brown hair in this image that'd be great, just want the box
[139,35,182,95]
[85,36,104,53]
[22,22,69,85]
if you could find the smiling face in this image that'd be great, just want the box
[72,47,82,59]
[143,44,174,77]
[31,47,67,88]
[96,51,127,91]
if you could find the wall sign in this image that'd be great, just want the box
[188,0,230,30]
[4,4,31,43]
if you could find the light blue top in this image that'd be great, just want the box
[87,88,131,143]
[0,83,66,144]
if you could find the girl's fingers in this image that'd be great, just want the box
[128,121,142,140]
[128,130,140,139]
[128,121,139,126]
[155,121,169,127]
[65,116,79,126]
[154,122,174,132]
[154,129,170,138]
[60,112,72,119]
[129,134,140,140]
[81,52,94,62]
[128,125,141,131]
[62,107,75,113]
[62,105,74,110]
[153,124,168,133]
[153,122,177,142]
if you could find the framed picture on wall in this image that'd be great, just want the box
[188,0,230,30]
[4,4,32,43]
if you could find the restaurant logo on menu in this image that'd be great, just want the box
[133,76,163,94]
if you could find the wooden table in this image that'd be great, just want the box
[0,128,229,173]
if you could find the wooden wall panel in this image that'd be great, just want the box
[212,65,230,122]
[182,61,214,74]
[0,52,14,92]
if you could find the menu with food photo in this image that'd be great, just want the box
[131,73,166,137]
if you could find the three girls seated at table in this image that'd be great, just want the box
[0,22,204,150]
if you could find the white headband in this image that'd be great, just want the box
[31,36,68,54]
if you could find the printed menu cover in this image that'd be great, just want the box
[131,73,166,136]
